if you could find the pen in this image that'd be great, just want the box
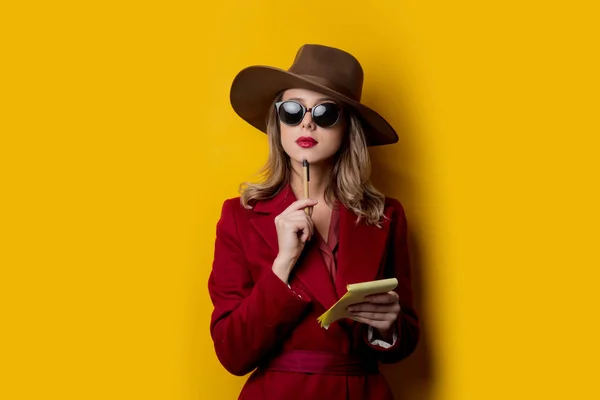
[303,159,312,216]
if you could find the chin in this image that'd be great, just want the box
[289,152,334,166]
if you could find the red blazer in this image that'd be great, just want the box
[208,184,420,400]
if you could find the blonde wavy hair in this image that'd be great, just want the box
[239,96,386,227]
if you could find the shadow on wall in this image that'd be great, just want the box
[381,223,434,400]
[367,76,435,399]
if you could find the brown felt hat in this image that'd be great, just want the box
[229,44,398,146]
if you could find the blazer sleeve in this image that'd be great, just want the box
[208,198,311,376]
[363,198,420,363]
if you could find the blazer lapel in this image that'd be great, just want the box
[248,188,292,257]
[248,184,338,311]
[292,239,339,311]
[335,204,393,299]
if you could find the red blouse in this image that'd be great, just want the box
[313,202,340,285]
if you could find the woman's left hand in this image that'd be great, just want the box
[347,291,401,335]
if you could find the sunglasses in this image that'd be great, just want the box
[275,100,342,128]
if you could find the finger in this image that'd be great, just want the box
[306,215,314,238]
[364,291,399,304]
[300,228,309,243]
[278,212,315,243]
[288,209,316,224]
[348,303,400,313]
[287,210,315,224]
[349,316,392,331]
[349,311,397,321]
[288,211,315,239]
[294,221,311,243]
[282,199,319,214]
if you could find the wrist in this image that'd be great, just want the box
[376,327,394,343]
[272,255,296,283]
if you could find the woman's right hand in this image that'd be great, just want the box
[272,198,318,282]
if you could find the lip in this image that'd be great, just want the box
[296,136,318,148]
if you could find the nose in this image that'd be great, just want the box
[301,107,315,130]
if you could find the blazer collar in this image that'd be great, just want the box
[251,184,296,215]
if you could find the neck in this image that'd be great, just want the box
[289,158,333,202]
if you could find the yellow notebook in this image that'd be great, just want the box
[317,278,398,329]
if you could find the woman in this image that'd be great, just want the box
[208,44,420,400]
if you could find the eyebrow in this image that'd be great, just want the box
[286,97,337,104]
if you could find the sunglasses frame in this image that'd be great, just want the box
[274,100,342,128]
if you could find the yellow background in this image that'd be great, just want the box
[1,1,599,399]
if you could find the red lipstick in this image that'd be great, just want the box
[296,136,318,148]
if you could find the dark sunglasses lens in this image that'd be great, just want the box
[279,101,304,125]
[313,103,340,127]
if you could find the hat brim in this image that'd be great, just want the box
[229,66,399,146]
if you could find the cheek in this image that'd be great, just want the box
[279,125,296,150]
[323,127,345,151]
